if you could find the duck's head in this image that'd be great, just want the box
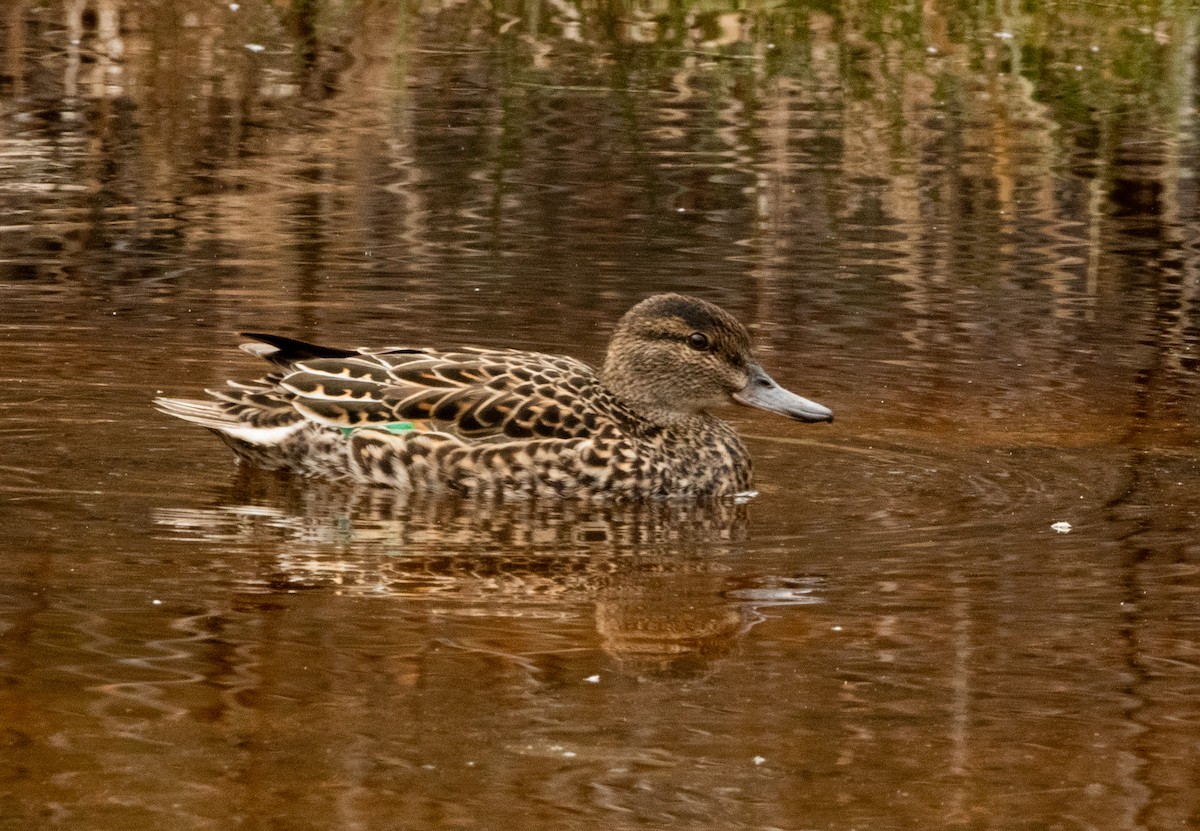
[602,293,833,426]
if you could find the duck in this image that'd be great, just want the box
[154,293,832,499]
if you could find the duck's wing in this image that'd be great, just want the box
[266,346,611,443]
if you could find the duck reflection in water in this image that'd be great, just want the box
[156,294,832,500]
[156,474,825,677]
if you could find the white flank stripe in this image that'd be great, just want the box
[222,421,308,445]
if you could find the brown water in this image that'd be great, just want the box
[3,2,1200,829]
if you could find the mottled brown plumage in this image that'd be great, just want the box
[154,294,832,499]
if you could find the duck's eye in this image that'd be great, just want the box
[687,332,710,351]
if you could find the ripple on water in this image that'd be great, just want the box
[748,431,1126,541]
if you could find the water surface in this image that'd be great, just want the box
[2,2,1199,829]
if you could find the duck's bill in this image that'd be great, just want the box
[733,364,833,423]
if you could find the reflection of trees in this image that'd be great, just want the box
[3,2,1196,366]
[5,2,1197,267]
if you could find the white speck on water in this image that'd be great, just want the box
[229,2,239,10]
[1051,521,1072,533]
[753,756,766,765]
[727,587,823,606]
[562,751,577,758]
[152,599,162,605]
[584,675,601,683]
[926,46,938,54]
[994,31,1014,40]
[831,625,843,632]
[245,43,266,53]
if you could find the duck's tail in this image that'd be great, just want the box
[153,397,236,431]
[153,396,308,445]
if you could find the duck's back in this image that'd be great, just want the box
[277,344,619,442]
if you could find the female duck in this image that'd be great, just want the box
[155,294,832,498]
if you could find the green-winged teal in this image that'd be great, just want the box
[154,294,832,498]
